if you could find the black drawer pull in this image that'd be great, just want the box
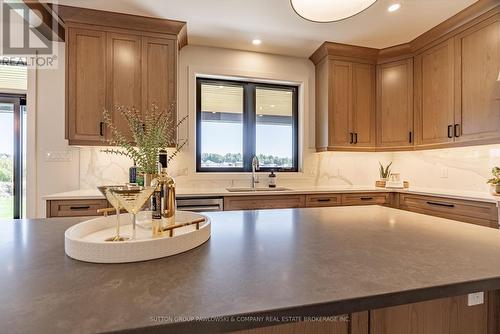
[426,201,455,208]
[316,198,331,202]
[454,124,460,138]
[354,132,358,144]
[99,122,104,136]
[360,197,373,201]
[409,131,412,143]
[350,132,354,144]
[70,206,91,210]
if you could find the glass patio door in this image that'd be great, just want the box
[0,95,26,219]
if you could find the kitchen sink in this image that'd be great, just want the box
[226,187,291,192]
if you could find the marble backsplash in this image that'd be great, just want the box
[79,144,500,193]
[79,147,392,190]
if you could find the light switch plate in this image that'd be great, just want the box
[467,292,484,306]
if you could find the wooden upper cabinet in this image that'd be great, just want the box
[67,28,107,144]
[142,37,177,142]
[60,5,186,146]
[107,33,143,141]
[377,58,413,149]
[352,63,376,148]
[414,39,456,148]
[454,15,500,143]
[315,58,376,151]
[329,61,352,148]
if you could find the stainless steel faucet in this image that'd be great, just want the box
[251,156,260,189]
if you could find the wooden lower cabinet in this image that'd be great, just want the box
[371,294,488,334]
[305,194,342,207]
[398,193,498,228]
[46,199,108,218]
[235,293,492,334]
[341,192,392,206]
[224,195,306,211]
[236,316,350,334]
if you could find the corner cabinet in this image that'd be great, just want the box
[60,5,186,146]
[315,57,376,151]
[376,58,414,150]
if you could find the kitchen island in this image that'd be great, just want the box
[2,206,500,333]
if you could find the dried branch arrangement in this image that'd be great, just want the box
[102,103,188,174]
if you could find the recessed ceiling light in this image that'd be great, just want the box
[252,39,262,45]
[388,3,401,12]
[290,0,377,23]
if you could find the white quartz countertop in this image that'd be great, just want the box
[43,186,500,204]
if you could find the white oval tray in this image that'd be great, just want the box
[65,211,211,263]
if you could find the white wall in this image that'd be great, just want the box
[28,42,80,218]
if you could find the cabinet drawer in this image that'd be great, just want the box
[341,193,391,206]
[224,195,306,211]
[398,194,498,228]
[48,199,108,218]
[305,194,342,207]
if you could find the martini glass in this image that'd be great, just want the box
[98,186,129,242]
[111,185,157,240]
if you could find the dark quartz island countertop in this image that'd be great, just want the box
[3,206,500,333]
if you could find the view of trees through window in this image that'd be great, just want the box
[200,153,292,168]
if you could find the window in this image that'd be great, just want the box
[196,78,298,172]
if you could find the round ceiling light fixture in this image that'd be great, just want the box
[290,0,377,23]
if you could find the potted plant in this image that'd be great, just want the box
[376,162,392,188]
[487,167,500,195]
[101,103,187,186]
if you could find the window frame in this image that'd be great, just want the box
[196,77,299,173]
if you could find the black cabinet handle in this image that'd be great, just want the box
[316,198,331,202]
[99,122,104,136]
[70,206,91,210]
[354,133,358,144]
[454,124,460,138]
[350,133,354,144]
[447,125,453,138]
[409,131,412,143]
[360,197,373,201]
[426,201,455,208]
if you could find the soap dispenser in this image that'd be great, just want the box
[268,170,277,188]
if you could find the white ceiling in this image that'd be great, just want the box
[56,0,478,57]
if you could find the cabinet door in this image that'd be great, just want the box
[329,61,353,148]
[67,28,107,144]
[107,33,142,141]
[415,39,455,148]
[352,63,376,148]
[371,294,488,334]
[377,59,414,149]
[454,16,500,143]
[142,36,177,143]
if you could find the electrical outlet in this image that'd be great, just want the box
[45,150,73,162]
[440,167,448,178]
[467,292,484,306]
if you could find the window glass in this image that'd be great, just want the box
[200,83,244,169]
[197,78,298,172]
[255,87,294,169]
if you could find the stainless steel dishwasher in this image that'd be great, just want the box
[176,197,224,212]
